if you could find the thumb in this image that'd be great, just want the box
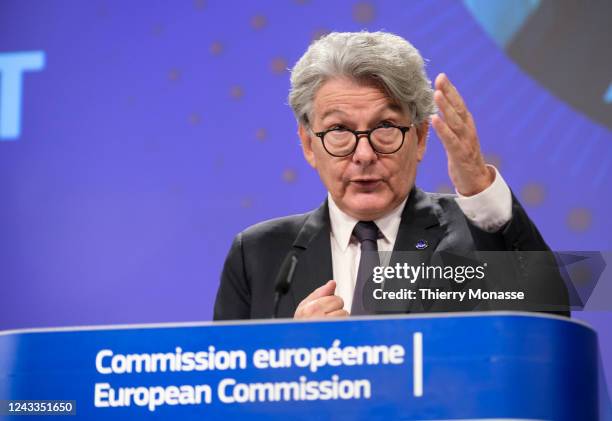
[303,280,336,304]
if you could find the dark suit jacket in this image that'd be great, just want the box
[214,188,569,320]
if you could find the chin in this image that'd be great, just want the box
[344,194,393,220]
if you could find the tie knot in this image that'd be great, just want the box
[353,221,379,243]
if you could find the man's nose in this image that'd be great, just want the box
[352,134,377,165]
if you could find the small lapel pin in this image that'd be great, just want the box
[415,239,428,250]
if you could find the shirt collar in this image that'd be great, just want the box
[327,192,408,252]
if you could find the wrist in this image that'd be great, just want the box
[457,166,495,197]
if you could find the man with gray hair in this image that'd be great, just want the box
[214,31,568,320]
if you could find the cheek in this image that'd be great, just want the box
[323,161,348,186]
[386,152,417,190]
[314,151,348,188]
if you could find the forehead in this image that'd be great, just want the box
[312,77,404,121]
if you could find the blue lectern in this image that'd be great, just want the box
[0,312,599,420]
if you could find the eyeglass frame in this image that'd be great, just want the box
[312,122,415,157]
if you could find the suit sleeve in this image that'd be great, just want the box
[466,193,570,317]
[466,192,549,251]
[213,233,252,320]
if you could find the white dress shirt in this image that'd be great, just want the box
[328,165,512,313]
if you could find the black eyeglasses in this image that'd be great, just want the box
[313,123,414,157]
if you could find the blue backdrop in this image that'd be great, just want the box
[1,0,611,402]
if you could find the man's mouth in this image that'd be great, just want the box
[351,179,383,189]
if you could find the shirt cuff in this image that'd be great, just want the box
[454,165,512,233]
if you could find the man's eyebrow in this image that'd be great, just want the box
[386,103,404,114]
[376,103,405,117]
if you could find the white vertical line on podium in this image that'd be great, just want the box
[413,331,423,397]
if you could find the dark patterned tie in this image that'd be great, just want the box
[351,221,380,315]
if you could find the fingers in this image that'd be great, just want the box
[434,90,467,136]
[433,73,479,152]
[432,73,492,196]
[326,309,350,317]
[294,280,347,319]
[295,295,345,319]
[431,114,460,154]
[434,77,475,139]
[435,73,468,120]
[303,295,344,314]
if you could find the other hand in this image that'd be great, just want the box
[294,280,349,319]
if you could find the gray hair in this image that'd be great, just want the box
[289,31,435,127]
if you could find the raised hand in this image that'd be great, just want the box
[431,73,494,196]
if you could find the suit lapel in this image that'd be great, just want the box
[393,188,447,254]
[288,200,334,311]
[380,188,448,313]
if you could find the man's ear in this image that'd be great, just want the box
[416,121,429,162]
[298,124,317,169]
